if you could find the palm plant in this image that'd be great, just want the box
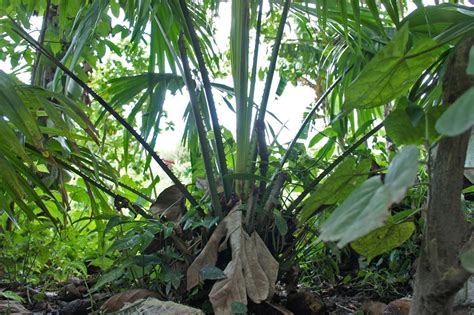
[1,0,474,313]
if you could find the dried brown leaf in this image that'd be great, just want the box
[209,259,247,315]
[186,220,228,290]
[252,232,279,298]
[187,209,279,314]
[242,232,270,303]
[149,185,185,222]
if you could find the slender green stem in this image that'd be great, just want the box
[231,0,251,197]
[179,0,231,203]
[10,19,201,212]
[248,0,263,115]
[250,0,291,198]
[287,121,384,214]
[262,70,349,204]
[178,33,223,219]
[31,0,51,86]
[73,159,154,203]
[248,0,264,177]
[255,0,291,126]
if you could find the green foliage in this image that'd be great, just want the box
[1,0,473,310]
[300,157,371,223]
[346,24,441,109]
[319,176,389,247]
[435,87,474,136]
[351,221,416,263]
[385,98,444,145]
[0,290,25,303]
[320,145,418,247]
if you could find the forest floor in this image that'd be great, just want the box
[0,277,472,314]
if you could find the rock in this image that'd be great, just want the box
[111,297,204,314]
[0,300,31,314]
[453,308,470,315]
[455,276,474,307]
[360,301,387,315]
[60,298,91,315]
[286,288,325,315]
[100,289,160,313]
[61,278,87,301]
[383,298,412,315]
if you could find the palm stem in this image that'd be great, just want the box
[178,33,223,219]
[248,0,264,178]
[31,0,51,86]
[179,0,231,204]
[255,0,291,126]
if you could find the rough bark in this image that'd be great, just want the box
[410,37,474,314]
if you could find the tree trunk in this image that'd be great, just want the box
[410,37,474,314]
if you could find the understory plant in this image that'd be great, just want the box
[0,1,473,314]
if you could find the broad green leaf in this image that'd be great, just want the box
[320,146,418,247]
[308,127,337,148]
[351,222,415,263]
[385,145,419,203]
[104,216,127,234]
[89,257,114,270]
[346,25,441,109]
[435,87,474,137]
[110,0,120,18]
[125,255,163,267]
[199,265,227,280]
[461,246,474,273]
[93,267,124,290]
[164,223,174,239]
[300,157,371,222]
[319,176,390,247]
[108,234,142,252]
[385,101,444,145]
[139,230,156,252]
